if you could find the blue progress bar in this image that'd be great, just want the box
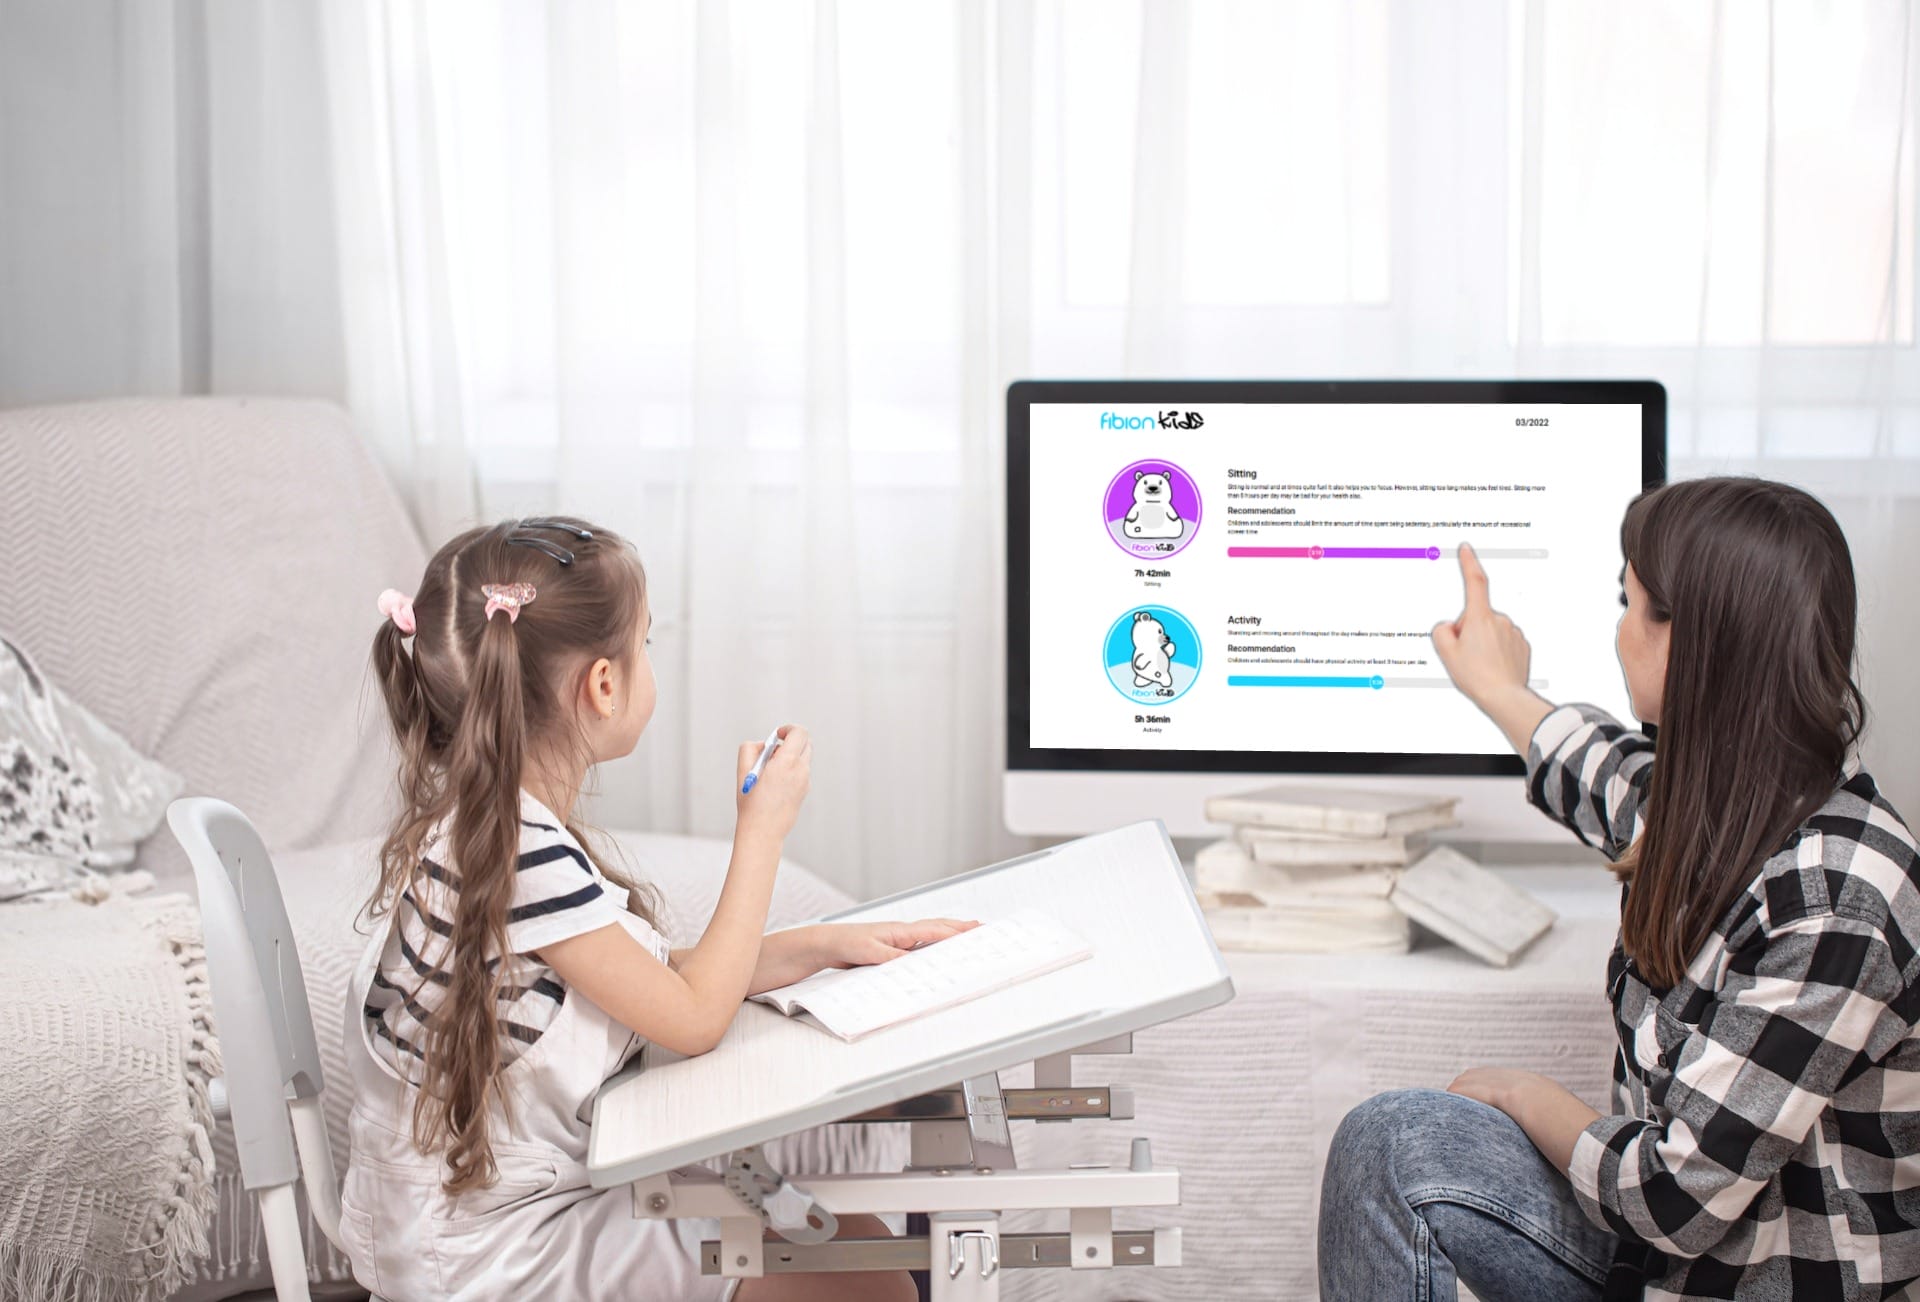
[1228,674,1386,689]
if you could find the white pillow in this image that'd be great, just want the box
[0,634,182,897]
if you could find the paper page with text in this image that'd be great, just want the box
[1027,402,1643,756]
[752,911,1094,1042]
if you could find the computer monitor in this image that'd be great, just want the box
[1005,379,1667,840]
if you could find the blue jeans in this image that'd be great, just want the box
[1318,1088,1618,1302]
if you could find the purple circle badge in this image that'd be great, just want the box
[1102,460,1202,559]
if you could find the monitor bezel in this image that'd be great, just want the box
[1005,378,1668,777]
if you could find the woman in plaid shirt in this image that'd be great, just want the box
[1319,477,1920,1301]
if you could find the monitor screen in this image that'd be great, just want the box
[1007,380,1667,777]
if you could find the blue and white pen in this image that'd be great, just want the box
[740,726,784,795]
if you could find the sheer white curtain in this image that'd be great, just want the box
[315,1,1027,896]
[0,0,479,527]
[3,0,1916,891]
[0,3,344,403]
[1510,0,1920,815]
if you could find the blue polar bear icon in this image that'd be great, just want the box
[1104,604,1201,704]
[1130,610,1175,688]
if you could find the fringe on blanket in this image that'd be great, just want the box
[0,1243,136,1302]
[0,901,217,1302]
[137,903,219,1301]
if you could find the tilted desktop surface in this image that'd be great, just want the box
[588,820,1232,1186]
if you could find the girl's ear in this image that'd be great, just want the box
[584,656,617,719]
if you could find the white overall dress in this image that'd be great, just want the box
[335,907,736,1301]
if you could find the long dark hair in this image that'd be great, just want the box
[1616,477,1866,988]
[367,516,660,1194]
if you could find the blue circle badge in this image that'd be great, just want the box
[1103,605,1202,704]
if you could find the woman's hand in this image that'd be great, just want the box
[1430,543,1554,754]
[734,724,811,849]
[1448,1066,1600,1176]
[1446,1065,1539,1113]
[1430,543,1533,703]
[747,918,979,995]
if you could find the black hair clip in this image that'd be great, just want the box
[519,518,594,541]
[507,536,574,566]
[503,518,591,566]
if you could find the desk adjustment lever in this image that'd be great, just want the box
[722,1145,837,1245]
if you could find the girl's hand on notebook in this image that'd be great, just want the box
[735,724,811,848]
[748,919,981,994]
[814,918,980,969]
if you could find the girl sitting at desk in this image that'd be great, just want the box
[1318,478,1920,1301]
[337,517,964,1301]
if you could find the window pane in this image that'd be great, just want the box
[1182,0,1390,305]
[1520,0,1914,346]
[1054,0,1391,307]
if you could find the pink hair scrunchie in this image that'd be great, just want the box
[481,582,537,623]
[377,588,417,635]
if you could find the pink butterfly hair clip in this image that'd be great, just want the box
[481,582,537,623]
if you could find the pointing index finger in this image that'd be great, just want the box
[1458,542,1491,615]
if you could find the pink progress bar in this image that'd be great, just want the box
[1227,545,1442,560]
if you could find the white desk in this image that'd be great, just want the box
[589,820,1233,1186]
[587,822,1234,1298]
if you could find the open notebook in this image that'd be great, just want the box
[750,910,1093,1042]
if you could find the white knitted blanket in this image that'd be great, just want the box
[0,890,217,1302]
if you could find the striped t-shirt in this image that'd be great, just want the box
[363,791,669,1082]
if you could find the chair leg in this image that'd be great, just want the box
[289,1096,342,1250]
[256,1182,312,1302]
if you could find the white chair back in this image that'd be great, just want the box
[167,797,342,1302]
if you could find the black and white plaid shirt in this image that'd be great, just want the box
[1528,705,1920,1301]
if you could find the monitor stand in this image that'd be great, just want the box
[1004,768,1585,843]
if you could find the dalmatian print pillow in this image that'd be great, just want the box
[0,636,179,900]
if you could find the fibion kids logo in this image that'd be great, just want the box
[1098,410,1206,430]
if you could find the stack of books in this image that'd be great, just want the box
[1194,785,1460,956]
